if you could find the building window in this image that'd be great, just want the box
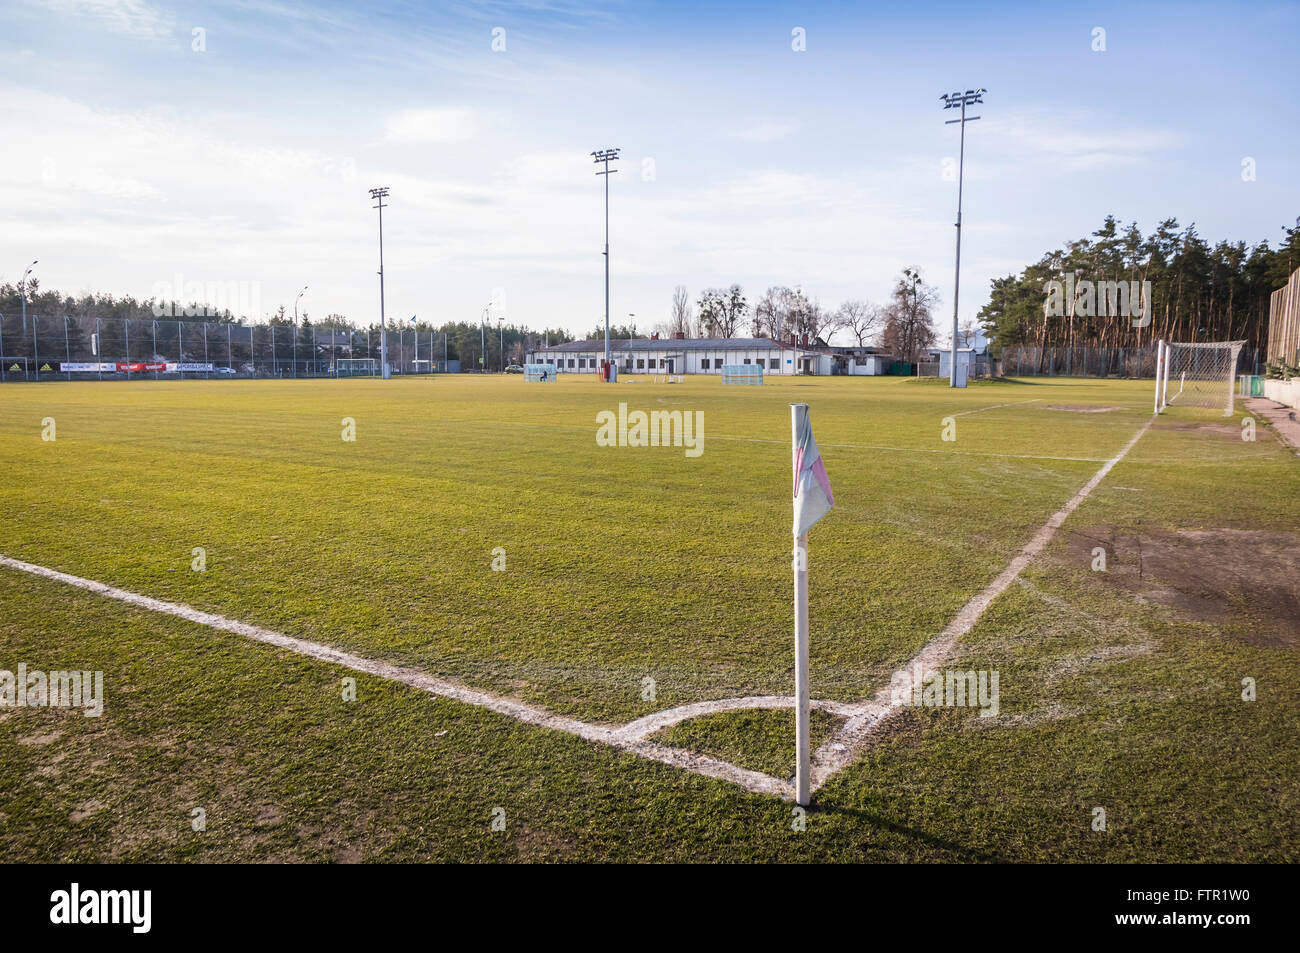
[715,358,724,369]
[743,358,751,364]
[659,359,666,368]
[637,359,645,369]
[578,358,586,368]
[568,359,576,368]
[770,358,780,369]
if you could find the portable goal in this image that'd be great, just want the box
[1154,340,1245,416]
[721,364,763,385]
[524,363,559,382]
[336,358,377,377]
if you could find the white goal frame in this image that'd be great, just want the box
[1154,339,1245,417]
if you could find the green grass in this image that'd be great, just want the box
[0,374,1296,861]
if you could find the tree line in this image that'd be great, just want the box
[977,215,1300,353]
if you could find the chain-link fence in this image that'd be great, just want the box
[0,316,461,381]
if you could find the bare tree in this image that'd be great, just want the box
[880,267,938,361]
[697,285,748,338]
[753,286,786,339]
[669,285,692,336]
[836,299,883,347]
[804,299,842,343]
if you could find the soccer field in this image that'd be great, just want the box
[1,375,1296,862]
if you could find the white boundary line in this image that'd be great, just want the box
[809,415,1155,789]
[0,417,1155,803]
[949,398,1042,417]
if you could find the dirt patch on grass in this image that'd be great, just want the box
[69,799,104,823]
[1159,420,1242,438]
[1039,405,1124,414]
[1063,527,1300,645]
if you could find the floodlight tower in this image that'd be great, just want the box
[293,285,308,379]
[591,148,620,380]
[369,187,391,379]
[941,88,984,387]
[20,260,37,332]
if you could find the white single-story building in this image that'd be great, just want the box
[526,335,832,375]
[829,346,894,376]
[937,347,976,377]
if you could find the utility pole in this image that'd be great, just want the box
[369,188,391,379]
[591,148,620,380]
[941,88,984,387]
[499,317,504,371]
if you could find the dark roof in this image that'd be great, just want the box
[531,337,815,353]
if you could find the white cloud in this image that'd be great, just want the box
[985,109,1184,173]
[732,119,799,143]
[26,0,173,39]
[382,108,476,144]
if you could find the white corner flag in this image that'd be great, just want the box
[791,403,833,806]
[793,405,834,537]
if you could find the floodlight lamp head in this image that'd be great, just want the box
[591,148,621,163]
[368,186,390,199]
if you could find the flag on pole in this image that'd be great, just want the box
[792,404,834,536]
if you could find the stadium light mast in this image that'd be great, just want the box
[293,286,308,379]
[941,88,984,387]
[592,148,620,380]
[20,260,37,332]
[369,187,391,380]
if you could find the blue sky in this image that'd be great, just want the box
[2,0,1297,341]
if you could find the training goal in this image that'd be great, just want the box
[524,363,559,382]
[721,364,763,385]
[335,358,377,377]
[1154,340,1245,416]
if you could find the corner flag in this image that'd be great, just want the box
[790,403,832,807]
[792,404,834,536]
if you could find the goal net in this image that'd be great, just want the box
[1157,340,1245,416]
[524,363,558,382]
[721,364,763,385]
[336,358,377,377]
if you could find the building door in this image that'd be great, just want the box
[666,358,674,374]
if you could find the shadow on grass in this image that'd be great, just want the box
[814,802,1008,862]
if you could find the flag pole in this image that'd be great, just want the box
[792,404,811,806]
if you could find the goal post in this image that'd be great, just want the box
[1159,340,1170,413]
[1158,340,1245,416]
